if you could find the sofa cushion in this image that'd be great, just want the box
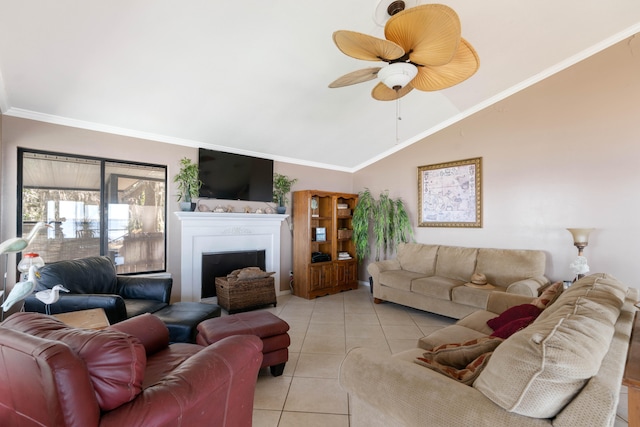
[411,276,463,300]
[476,248,546,288]
[434,246,477,282]
[490,316,537,339]
[379,269,424,291]
[473,273,625,418]
[415,351,494,386]
[451,285,505,309]
[396,243,438,275]
[4,312,146,412]
[486,304,542,331]
[425,336,503,369]
[531,281,563,309]
[418,325,487,350]
[35,256,118,294]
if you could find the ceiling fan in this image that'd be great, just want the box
[329,2,479,101]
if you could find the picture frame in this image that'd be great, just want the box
[417,157,482,228]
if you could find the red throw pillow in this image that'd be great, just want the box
[490,316,537,339]
[487,304,542,331]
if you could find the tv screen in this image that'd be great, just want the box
[198,148,274,202]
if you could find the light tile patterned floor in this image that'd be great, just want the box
[245,284,629,426]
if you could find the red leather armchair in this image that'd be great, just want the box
[0,312,263,427]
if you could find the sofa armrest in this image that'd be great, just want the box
[505,276,549,297]
[24,294,127,324]
[108,313,169,355]
[99,335,263,427]
[339,348,545,427]
[485,291,536,314]
[116,276,172,304]
[367,259,401,286]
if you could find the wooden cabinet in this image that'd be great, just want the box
[292,190,358,299]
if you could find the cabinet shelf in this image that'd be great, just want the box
[293,190,358,299]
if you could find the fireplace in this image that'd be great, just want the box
[175,211,288,302]
[201,250,266,297]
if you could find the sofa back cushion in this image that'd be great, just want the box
[434,246,477,282]
[476,249,546,287]
[397,243,438,275]
[4,312,146,411]
[473,273,626,418]
[36,256,118,294]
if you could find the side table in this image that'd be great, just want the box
[53,308,110,330]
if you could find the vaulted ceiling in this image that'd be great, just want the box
[1,1,639,172]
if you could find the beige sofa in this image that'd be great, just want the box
[368,243,549,319]
[340,273,638,427]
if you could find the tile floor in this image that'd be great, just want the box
[233,284,629,427]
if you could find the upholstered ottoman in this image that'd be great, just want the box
[196,311,290,376]
[154,302,221,343]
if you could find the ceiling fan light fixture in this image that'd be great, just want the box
[378,62,418,90]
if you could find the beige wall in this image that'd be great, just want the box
[0,117,351,299]
[353,35,640,287]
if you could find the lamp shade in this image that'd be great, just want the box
[567,228,594,245]
[378,62,418,90]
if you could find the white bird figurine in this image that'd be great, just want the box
[0,222,50,255]
[1,264,42,312]
[1,280,35,312]
[35,284,70,315]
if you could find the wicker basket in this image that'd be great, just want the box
[215,276,277,313]
[337,208,351,217]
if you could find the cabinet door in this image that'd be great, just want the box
[335,260,357,287]
[310,263,333,291]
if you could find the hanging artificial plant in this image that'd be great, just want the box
[352,188,414,262]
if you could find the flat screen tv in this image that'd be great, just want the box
[198,148,274,202]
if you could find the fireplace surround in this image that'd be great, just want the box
[175,212,288,302]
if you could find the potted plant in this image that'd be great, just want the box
[173,157,202,211]
[272,173,297,214]
[352,188,414,263]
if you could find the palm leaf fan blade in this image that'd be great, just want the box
[329,67,381,88]
[333,30,405,62]
[384,4,461,66]
[371,81,413,101]
[411,38,480,91]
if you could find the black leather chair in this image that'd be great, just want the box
[24,256,172,324]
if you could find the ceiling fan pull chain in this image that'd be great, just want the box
[396,96,401,143]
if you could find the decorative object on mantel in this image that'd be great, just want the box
[273,173,298,214]
[567,228,594,280]
[197,203,210,212]
[213,205,226,213]
[352,188,413,263]
[174,157,202,212]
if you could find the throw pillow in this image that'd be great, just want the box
[531,281,563,309]
[490,316,537,339]
[486,304,542,331]
[415,352,494,385]
[425,336,503,369]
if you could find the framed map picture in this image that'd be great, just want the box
[417,157,482,228]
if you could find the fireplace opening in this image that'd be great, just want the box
[201,250,266,298]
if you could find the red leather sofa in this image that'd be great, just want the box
[0,312,263,426]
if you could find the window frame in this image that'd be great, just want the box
[17,147,168,275]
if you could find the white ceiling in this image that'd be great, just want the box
[1,1,639,172]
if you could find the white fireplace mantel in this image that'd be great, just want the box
[175,212,289,302]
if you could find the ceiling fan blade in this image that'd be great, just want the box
[411,38,480,91]
[328,67,382,88]
[333,30,405,62]
[371,81,414,101]
[385,4,461,66]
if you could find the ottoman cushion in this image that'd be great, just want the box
[154,302,221,343]
[197,311,289,344]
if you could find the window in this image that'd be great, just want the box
[19,149,167,274]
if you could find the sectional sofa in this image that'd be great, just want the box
[368,242,550,319]
[341,273,637,426]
